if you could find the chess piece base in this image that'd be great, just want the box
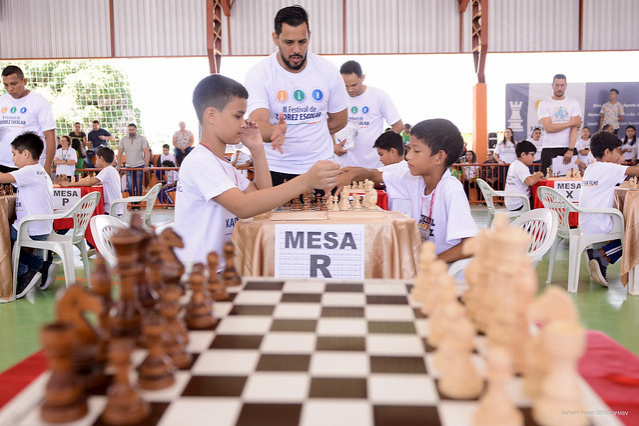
[41,397,88,424]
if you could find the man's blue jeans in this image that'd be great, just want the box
[10,226,48,277]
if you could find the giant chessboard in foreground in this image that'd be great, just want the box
[0,279,620,426]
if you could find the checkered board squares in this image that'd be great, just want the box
[0,279,619,426]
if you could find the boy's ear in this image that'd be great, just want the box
[389,147,398,157]
[203,106,220,125]
[435,149,447,165]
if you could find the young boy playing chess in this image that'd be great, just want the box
[174,74,340,266]
[582,131,639,287]
[60,146,123,216]
[0,132,57,297]
[504,140,544,211]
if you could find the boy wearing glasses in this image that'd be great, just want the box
[505,141,544,211]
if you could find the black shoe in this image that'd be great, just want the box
[16,269,42,299]
[39,261,59,290]
[588,258,609,287]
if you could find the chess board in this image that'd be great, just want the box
[0,279,620,426]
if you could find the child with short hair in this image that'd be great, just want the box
[382,119,477,263]
[159,159,178,204]
[53,135,77,181]
[504,141,544,211]
[0,132,57,297]
[156,144,177,181]
[174,74,339,266]
[60,146,123,216]
[581,131,639,286]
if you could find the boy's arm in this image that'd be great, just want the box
[335,167,383,191]
[437,238,471,263]
[0,173,16,184]
[240,120,272,193]
[625,166,639,176]
[524,171,544,186]
[214,161,339,219]
[540,115,582,134]
[116,147,124,170]
[60,176,100,187]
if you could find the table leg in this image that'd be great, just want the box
[629,267,639,296]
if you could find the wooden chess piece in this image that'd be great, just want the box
[137,312,176,390]
[320,195,328,211]
[130,214,159,311]
[339,190,351,210]
[101,339,150,425]
[158,284,191,368]
[185,263,217,329]
[91,256,113,365]
[222,241,242,287]
[207,251,228,301]
[56,285,106,390]
[40,322,88,423]
[302,191,311,211]
[351,193,362,210]
[158,228,186,293]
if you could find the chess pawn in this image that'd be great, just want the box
[40,322,88,423]
[185,263,217,330]
[158,284,192,368]
[339,191,351,210]
[351,193,362,210]
[427,285,461,348]
[320,194,328,211]
[222,241,242,286]
[207,251,228,301]
[91,256,113,364]
[101,339,150,425]
[302,191,311,211]
[473,347,523,426]
[138,313,176,390]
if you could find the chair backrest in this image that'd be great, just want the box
[68,191,101,244]
[89,215,129,267]
[476,178,496,214]
[141,183,162,225]
[537,186,576,240]
[511,208,559,263]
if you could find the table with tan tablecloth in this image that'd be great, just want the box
[231,210,421,279]
[613,187,639,294]
[0,195,17,301]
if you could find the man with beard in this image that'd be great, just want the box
[537,74,582,173]
[117,123,149,209]
[245,5,348,185]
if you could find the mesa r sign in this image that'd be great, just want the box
[274,224,365,279]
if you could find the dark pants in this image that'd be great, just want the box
[126,168,144,206]
[10,226,47,277]
[175,147,193,166]
[540,147,578,175]
[0,165,18,173]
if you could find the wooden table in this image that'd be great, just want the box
[232,210,420,280]
[613,187,639,295]
[0,195,17,301]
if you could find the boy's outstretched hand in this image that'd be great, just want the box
[270,113,287,154]
[240,120,263,152]
[305,160,340,191]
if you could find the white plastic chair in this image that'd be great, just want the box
[10,191,100,301]
[537,186,624,293]
[90,215,129,268]
[476,178,530,227]
[511,208,559,268]
[110,183,162,225]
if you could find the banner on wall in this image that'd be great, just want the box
[506,82,639,142]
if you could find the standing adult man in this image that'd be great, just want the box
[173,121,195,166]
[599,88,624,135]
[86,120,115,168]
[245,5,348,185]
[0,65,56,174]
[334,60,403,168]
[117,124,149,208]
[537,74,582,173]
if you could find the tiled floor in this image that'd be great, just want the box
[1,207,638,374]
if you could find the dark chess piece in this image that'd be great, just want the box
[91,256,113,364]
[158,284,192,368]
[101,339,150,425]
[222,241,242,287]
[56,285,106,390]
[40,322,88,423]
[302,191,311,211]
[320,195,328,211]
[185,263,217,330]
[159,228,186,294]
[207,251,228,301]
[130,214,159,311]
[291,197,302,211]
[137,312,176,390]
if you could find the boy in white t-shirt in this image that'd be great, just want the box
[0,132,57,298]
[156,144,177,181]
[505,141,544,211]
[174,74,340,266]
[60,147,123,216]
[381,119,477,263]
[581,131,639,286]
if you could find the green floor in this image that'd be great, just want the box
[1,207,639,374]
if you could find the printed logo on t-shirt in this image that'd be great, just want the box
[418,215,435,241]
[293,89,305,102]
[362,106,369,114]
[552,106,569,121]
[0,107,6,113]
[20,107,27,113]
[582,180,599,187]
[277,90,288,102]
[351,106,358,114]
[10,107,16,113]
[312,89,323,102]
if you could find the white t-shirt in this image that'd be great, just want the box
[505,159,531,210]
[175,144,250,265]
[495,141,517,163]
[378,159,408,175]
[159,152,177,167]
[579,161,627,235]
[166,170,179,185]
[575,138,591,163]
[0,91,56,168]
[382,168,477,254]
[10,163,53,235]
[528,138,543,162]
[245,52,349,174]
[537,97,582,148]
[96,166,123,215]
[54,147,77,177]
[621,139,637,162]
[338,86,401,168]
